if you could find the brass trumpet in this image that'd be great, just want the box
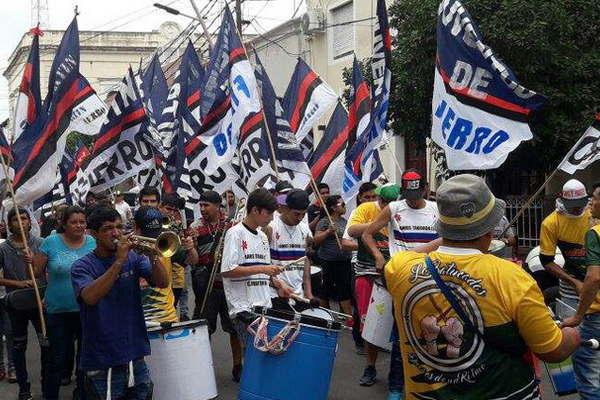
[128,231,181,258]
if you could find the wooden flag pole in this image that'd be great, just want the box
[0,154,47,340]
[309,177,343,249]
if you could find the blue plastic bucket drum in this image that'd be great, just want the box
[238,306,342,400]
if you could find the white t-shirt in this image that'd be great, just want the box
[268,215,312,297]
[388,200,439,254]
[221,222,273,317]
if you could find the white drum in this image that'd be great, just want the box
[301,307,334,321]
[362,281,394,351]
[147,320,218,400]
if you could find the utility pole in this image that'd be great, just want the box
[235,0,243,36]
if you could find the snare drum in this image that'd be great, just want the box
[146,320,217,400]
[240,306,341,400]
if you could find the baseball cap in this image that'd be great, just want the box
[274,181,293,194]
[134,206,163,238]
[199,190,221,205]
[285,189,310,210]
[401,170,425,200]
[435,174,505,241]
[375,183,401,202]
[561,179,589,209]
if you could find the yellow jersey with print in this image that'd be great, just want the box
[140,256,178,324]
[540,209,591,301]
[348,201,389,273]
[385,247,562,400]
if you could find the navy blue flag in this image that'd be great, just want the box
[254,52,310,188]
[141,53,169,122]
[432,0,546,170]
[343,58,379,201]
[282,57,336,156]
[12,17,98,205]
[163,41,202,194]
[13,27,42,144]
[370,0,392,151]
[309,101,348,189]
[58,140,91,205]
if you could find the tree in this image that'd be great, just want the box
[387,0,600,172]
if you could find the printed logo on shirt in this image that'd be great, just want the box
[403,261,487,384]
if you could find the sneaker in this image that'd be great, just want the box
[355,344,366,356]
[8,370,17,383]
[359,365,377,386]
[387,390,403,400]
[17,391,33,400]
[232,364,242,382]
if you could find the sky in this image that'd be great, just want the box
[0,0,305,122]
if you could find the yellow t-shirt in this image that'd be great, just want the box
[540,209,591,300]
[385,248,562,400]
[171,262,185,289]
[348,201,389,272]
[141,256,178,324]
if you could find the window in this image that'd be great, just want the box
[330,1,354,60]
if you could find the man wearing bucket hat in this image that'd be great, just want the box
[347,182,400,387]
[539,179,592,314]
[385,174,581,399]
[561,182,600,399]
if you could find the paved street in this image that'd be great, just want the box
[0,320,580,400]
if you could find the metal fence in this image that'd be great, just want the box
[504,196,546,250]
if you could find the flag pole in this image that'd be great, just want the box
[501,167,561,237]
[0,154,47,340]
[309,177,343,249]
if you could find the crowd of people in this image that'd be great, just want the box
[0,170,598,400]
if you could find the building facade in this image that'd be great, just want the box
[3,21,190,140]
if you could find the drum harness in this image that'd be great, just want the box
[247,309,302,355]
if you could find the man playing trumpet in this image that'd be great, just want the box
[71,206,169,400]
[132,206,197,325]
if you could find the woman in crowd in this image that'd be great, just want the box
[34,206,96,399]
[314,195,353,316]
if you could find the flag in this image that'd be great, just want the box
[162,41,201,193]
[12,18,106,205]
[558,114,600,174]
[431,0,546,170]
[343,58,376,201]
[13,28,42,143]
[141,54,169,123]
[300,130,314,159]
[254,52,311,189]
[58,140,91,205]
[370,0,392,150]
[282,57,337,146]
[308,101,348,192]
[79,67,153,194]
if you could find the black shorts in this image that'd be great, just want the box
[321,259,353,302]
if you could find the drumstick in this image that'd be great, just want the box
[286,256,307,266]
[290,294,352,320]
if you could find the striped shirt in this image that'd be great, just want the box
[388,200,439,255]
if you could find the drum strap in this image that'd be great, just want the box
[424,256,483,339]
[247,315,302,355]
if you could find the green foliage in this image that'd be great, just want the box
[387,0,600,171]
